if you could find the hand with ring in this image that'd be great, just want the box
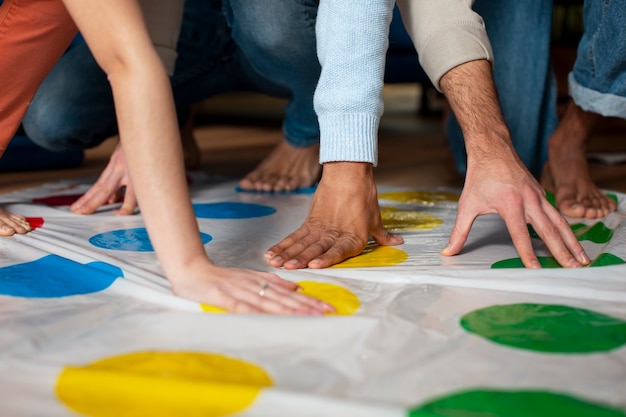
[170,261,336,315]
[258,282,271,297]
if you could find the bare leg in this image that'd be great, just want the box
[540,101,617,219]
[239,141,320,192]
[0,208,31,236]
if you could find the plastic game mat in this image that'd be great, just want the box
[1,174,625,417]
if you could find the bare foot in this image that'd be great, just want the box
[239,141,320,192]
[0,207,31,236]
[540,101,617,219]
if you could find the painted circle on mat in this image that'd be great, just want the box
[56,351,272,417]
[193,202,276,219]
[529,222,616,244]
[32,193,83,206]
[460,303,626,353]
[331,243,408,268]
[236,185,317,195]
[378,190,459,205]
[89,227,212,252]
[380,207,443,232]
[408,389,626,417]
[25,217,44,230]
[201,281,361,315]
[297,281,360,315]
[491,253,625,269]
[0,255,122,297]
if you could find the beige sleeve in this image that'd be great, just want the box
[395,0,493,91]
[139,0,185,75]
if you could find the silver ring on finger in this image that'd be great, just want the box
[258,282,271,297]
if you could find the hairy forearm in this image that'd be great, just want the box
[439,60,518,164]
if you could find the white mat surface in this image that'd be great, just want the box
[1,175,625,417]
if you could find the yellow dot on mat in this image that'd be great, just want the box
[296,281,361,315]
[331,242,408,268]
[56,351,272,417]
[201,304,227,313]
[381,206,443,232]
[378,190,459,205]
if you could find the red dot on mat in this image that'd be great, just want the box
[32,194,83,206]
[25,217,44,230]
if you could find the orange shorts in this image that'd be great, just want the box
[0,0,77,156]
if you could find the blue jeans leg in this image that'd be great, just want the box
[224,0,321,148]
[22,41,117,151]
[445,0,558,178]
[23,0,245,151]
[570,0,626,119]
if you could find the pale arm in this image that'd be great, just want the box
[61,0,333,313]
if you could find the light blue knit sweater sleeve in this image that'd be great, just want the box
[314,0,395,166]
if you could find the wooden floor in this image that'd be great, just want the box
[1,84,625,195]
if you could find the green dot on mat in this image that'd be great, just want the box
[591,253,626,267]
[491,253,625,269]
[460,303,626,353]
[408,389,626,417]
[528,221,615,243]
[492,256,561,268]
[571,222,615,244]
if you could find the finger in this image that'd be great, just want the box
[542,203,589,266]
[2,213,32,234]
[263,273,300,291]
[441,205,477,257]
[370,222,403,247]
[285,233,362,270]
[265,228,313,267]
[116,185,138,216]
[306,237,366,269]
[226,280,315,315]
[218,296,264,314]
[261,281,335,314]
[71,184,114,215]
[502,207,541,269]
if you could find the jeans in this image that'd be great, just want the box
[23,0,321,151]
[445,0,558,178]
[570,0,626,119]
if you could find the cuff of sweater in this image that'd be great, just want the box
[318,114,379,166]
[419,22,493,91]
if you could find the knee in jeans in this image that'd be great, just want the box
[230,1,316,58]
[22,108,91,152]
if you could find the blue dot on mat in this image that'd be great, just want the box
[89,227,212,252]
[235,185,317,195]
[193,202,276,219]
[0,255,123,298]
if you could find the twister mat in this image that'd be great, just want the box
[1,174,625,417]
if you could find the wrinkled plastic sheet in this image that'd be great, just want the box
[0,175,625,417]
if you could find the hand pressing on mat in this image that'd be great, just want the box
[265,162,403,269]
[442,147,590,268]
[0,207,31,236]
[71,142,137,216]
[439,61,590,269]
[171,261,335,314]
